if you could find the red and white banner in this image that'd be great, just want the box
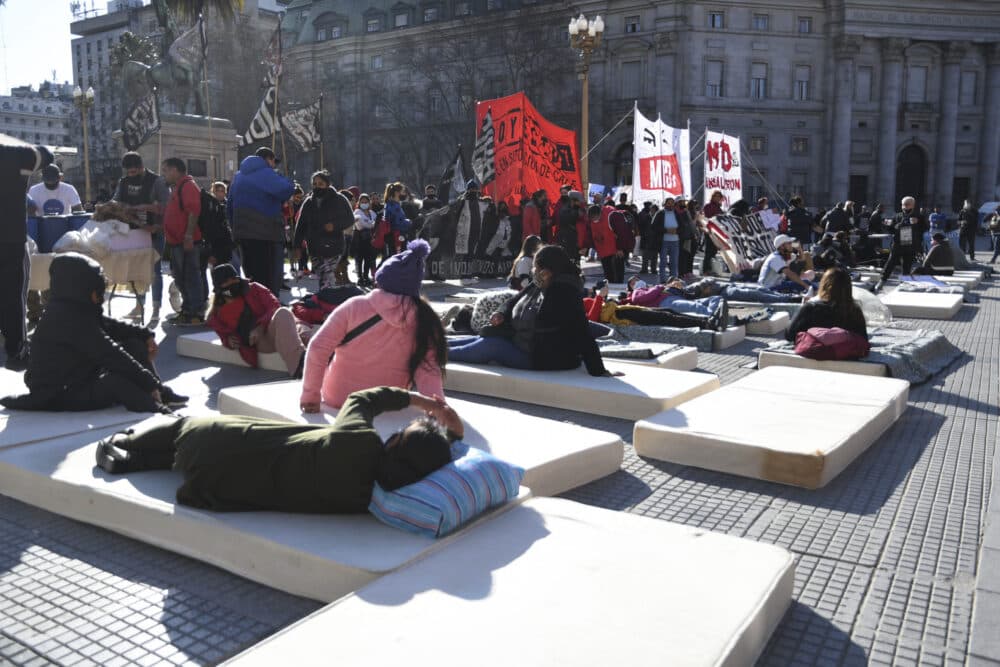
[703,130,742,207]
[631,108,690,204]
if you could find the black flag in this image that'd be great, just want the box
[470,110,497,186]
[438,145,467,203]
[281,100,321,151]
[122,90,160,151]
[239,86,278,147]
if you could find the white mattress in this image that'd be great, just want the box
[0,406,137,450]
[932,274,979,289]
[226,497,795,667]
[0,417,529,602]
[878,289,964,319]
[614,346,698,371]
[712,325,746,350]
[745,311,790,335]
[727,301,801,316]
[757,350,888,377]
[218,381,624,498]
[176,331,289,373]
[634,366,909,488]
[443,361,720,420]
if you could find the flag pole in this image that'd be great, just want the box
[199,14,216,181]
[157,89,163,169]
[318,93,325,171]
[271,21,282,155]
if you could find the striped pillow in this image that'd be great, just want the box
[368,443,524,538]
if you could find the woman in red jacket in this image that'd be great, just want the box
[589,204,620,282]
[206,264,305,376]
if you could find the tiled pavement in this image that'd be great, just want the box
[1,256,998,666]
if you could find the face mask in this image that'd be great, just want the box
[360,203,370,210]
[632,280,647,291]
[313,188,328,197]
[44,182,59,190]
[219,281,245,299]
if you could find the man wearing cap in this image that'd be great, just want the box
[28,164,83,216]
[228,147,295,296]
[759,234,814,293]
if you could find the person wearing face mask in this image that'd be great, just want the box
[353,193,378,287]
[875,196,921,291]
[0,253,185,413]
[292,171,355,290]
[759,234,816,294]
[206,263,305,377]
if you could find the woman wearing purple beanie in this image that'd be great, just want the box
[300,239,447,411]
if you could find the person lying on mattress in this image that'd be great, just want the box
[785,267,868,343]
[0,253,187,414]
[207,264,306,377]
[300,239,447,412]
[910,233,955,276]
[448,245,623,377]
[94,387,462,512]
[583,281,727,331]
[624,276,729,325]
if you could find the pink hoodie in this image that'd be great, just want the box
[300,289,444,408]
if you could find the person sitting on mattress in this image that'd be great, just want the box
[759,235,817,295]
[786,267,868,342]
[206,264,306,377]
[911,233,955,276]
[448,245,623,377]
[583,281,725,331]
[300,239,447,412]
[0,253,187,414]
[94,387,462,512]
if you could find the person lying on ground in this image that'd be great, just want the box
[207,263,305,377]
[682,276,803,304]
[623,275,729,328]
[584,282,724,331]
[786,267,868,342]
[95,387,461,513]
[1,253,186,413]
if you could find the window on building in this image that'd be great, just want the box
[798,17,812,33]
[708,11,724,29]
[749,135,766,153]
[959,71,978,106]
[855,66,873,103]
[86,42,91,53]
[790,171,807,199]
[752,14,769,31]
[394,12,409,27]
[366,17,381,32]
[906,65,928,102]
[848,175,868,205]
[748,172,766,203]
[621,61,641,99]
[750,62,767,100]
[97,40,102,51]
[705,59,723,97]
[316,27,327,41]
[187,159,208,178]
[331,25,343,38]
[624,15,640,33]
[423,7,438,22]
[486,0,502,9]
[454,2,471,16]
[370,54,384,70]
[791,137,809,154]
[794,65,811,101]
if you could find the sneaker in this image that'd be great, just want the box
[168,283,183,313]
[170,313,205,327]
[126,304,144,323]
[440,305,462,328]
[159,386,189,407]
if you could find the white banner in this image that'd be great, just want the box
[703,130,742,207]
[631,108,691,205]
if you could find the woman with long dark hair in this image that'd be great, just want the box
[509,234,543,289]
[300,240,447,411]
[786,267,868,342]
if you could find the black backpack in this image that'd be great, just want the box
[179,180,232,244]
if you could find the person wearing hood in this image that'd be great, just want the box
[300,239,446,411]
[206,264,305,376]
[291,171,355,290]
[94,386,463,514]
[822,202,853,234]
[448,245,621,377]
[0,253,185,413]
[227,147,295,296]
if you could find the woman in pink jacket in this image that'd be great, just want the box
[300,239,447,411]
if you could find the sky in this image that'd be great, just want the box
[0,0,78,94]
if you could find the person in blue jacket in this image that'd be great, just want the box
[227,147,294,296]
[379,181,412,263]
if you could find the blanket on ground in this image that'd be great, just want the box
[596,339,684,360]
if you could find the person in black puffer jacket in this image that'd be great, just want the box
[0,253,186,413]
[293,170,355,290]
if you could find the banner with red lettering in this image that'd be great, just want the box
[475,93,582,214]
[631,108,691,204]
[703,130,743,207]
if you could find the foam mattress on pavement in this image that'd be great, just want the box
[712,325,746,350]
[934,274,979,289]
[176,331,288,372]
[744,311,790,335]
[0,406,137,450]
[878,289,964,319]
[226,497,795,667]
[0,417,528,603]
[442,361,720,420]
[615,346,698,370]
[757,350,888,377]
[218,381,624,497]
[727,301,801,316]
[634,366,909,488]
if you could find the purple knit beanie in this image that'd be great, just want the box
[375,239,429,297]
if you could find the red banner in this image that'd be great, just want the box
[475,92,582,214]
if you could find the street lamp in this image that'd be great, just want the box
[568,13,604,187]
[72,85,95,204]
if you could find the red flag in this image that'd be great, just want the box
[475,93,582,215]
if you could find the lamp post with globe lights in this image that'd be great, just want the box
[568,13,604,187]
[72,85,95,204]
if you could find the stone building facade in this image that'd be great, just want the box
[0,82,75,149]
[277,0,1000,212]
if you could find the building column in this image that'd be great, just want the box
[978,44,1000,204]
[654,31,679,126]
[877,38,908,207]
[934,45,964,210]
[828,36,860,202]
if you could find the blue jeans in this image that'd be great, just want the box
[167,243,206,316]
[658,294,721,318]
[447,335,532,369]
[136,231,165,307]
[659,239,680,283]
[720,285,800,303]
[769,279,813,294]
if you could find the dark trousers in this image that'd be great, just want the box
[240,239,279,296]
[881,248,915,281]
[680,241,695,276]
[39,337,159,413]
[641,249,658,274]
[960,227,977,259]
[600,255,617,282]
[0,242,29,357]
[613,305,712,329]
[702,237,718,274]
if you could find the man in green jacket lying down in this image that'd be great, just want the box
[95,387,464,513]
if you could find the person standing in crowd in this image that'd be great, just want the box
[558,190,585,263]
[160,158,206,326]
[637,202,657,275]
[783,196,813,246]
[228,147,294,296]
[701,190,724,275]
[380,182,412,259]
[674,197,697,279]
[521,189,546,240]
[785,267,868,343]
[988,208,1000,263]
[550,184,572,240]
[823,201,853,234]
[876,196,921,291]
[300,239,446,411]
[958,199,979,261]
[211,180,242,275]
[352,193,377,287]
[112,152,169,324]
[293,171,355,290]
[868,202,885,235]
[588,204,619,282]
[28,164,83,215]
[610,207,633,282]
[421,184,444,215]
[927,206,949,252]
[653,197,680,283]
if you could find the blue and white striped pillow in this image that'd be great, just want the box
[368,443,524,538]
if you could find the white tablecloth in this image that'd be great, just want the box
[29,248,161,293]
